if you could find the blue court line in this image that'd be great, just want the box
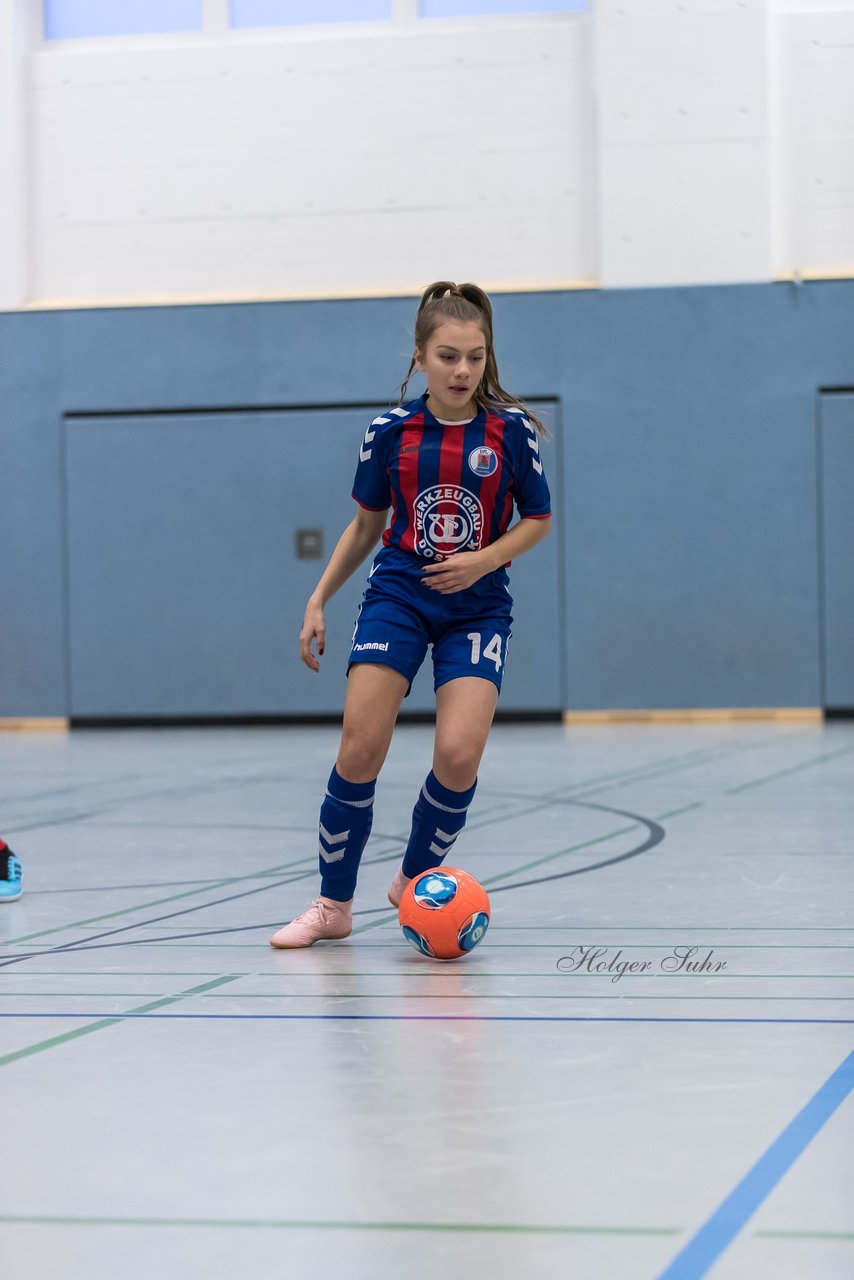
[1,1013,852,1025]
[656,1047,854,1280]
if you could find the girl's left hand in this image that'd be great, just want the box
[421,552,489,594]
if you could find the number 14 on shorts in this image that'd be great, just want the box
[467,632,503,671]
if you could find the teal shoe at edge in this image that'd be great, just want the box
[0,840,22,902]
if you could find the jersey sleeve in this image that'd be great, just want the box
[512,415,552,518]
[351,415,391,511]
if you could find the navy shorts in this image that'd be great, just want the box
[348,547,514,695]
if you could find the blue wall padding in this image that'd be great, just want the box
[1,280,852,715]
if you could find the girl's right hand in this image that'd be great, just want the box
[299,600,326,672]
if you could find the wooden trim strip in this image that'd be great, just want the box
[0,718,69,732]
[563,708,824,725]
[12,279,599,315]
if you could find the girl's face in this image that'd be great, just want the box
[415,319,488,421]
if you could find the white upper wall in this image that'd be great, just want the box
[596,0,771,288]
[772,1,854,278]
[0,0,852,308]
[25,13,597,305]
[0,0,33,308]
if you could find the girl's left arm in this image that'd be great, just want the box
[422,517,551,594]
[478,516,552,571]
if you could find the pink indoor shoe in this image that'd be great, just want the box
[269,896,352,949]
[387,866,412,909]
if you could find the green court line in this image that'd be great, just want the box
[441,738,746,841]
[1,744,837,955]
[10,740,842,958]
[74,940,849,951]
[29,934,853,951]
[75,943,309,949]
[344,943,854,952]
[754,1230,854,1241]
[352,820,644,937]
[190,992,854,1002]
[2,854,319,946]
[8,743,722,954]
[360,792,709,932]
[0,970,248,977]
[385,943,854,950]
[725,743,854,795]
[519,744,729,797]
[483,825,641,886]
[426,741,745,813]
[654,803,705,820]
[494,736,803,809]
[5,992,852,1004]
[2,973,852,990]
[3,970,852,981]
[500,926,854,932]
[0,975,242,1069]
[0,1214,680,1237]
[0,992,176,998]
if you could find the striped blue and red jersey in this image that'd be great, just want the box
[351,395,551,561]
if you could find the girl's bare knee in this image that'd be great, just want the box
[338,727,389,782]
[433,744,481,791]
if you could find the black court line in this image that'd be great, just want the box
[1,1012,851,1026]
[0,869,324,970]
[488,800,664,894]
[0,799,663,967]
[0,725,793,836]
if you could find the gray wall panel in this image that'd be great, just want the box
[65,410,369,716]
[819,393,854,708]
[0,313,66,714]
[64,407,562,716]
[559,286,825,708]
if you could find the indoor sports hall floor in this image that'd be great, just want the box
[1,719,852,1280]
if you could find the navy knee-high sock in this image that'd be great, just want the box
[401,770,477,879]
[318,767,376,902]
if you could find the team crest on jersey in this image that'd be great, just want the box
[414,485,484,558]
[468,445,498,477]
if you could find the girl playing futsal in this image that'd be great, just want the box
[270,281,551,947]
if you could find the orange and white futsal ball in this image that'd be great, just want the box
[398,867,490,960]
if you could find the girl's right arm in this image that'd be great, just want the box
[299,505,388,671]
